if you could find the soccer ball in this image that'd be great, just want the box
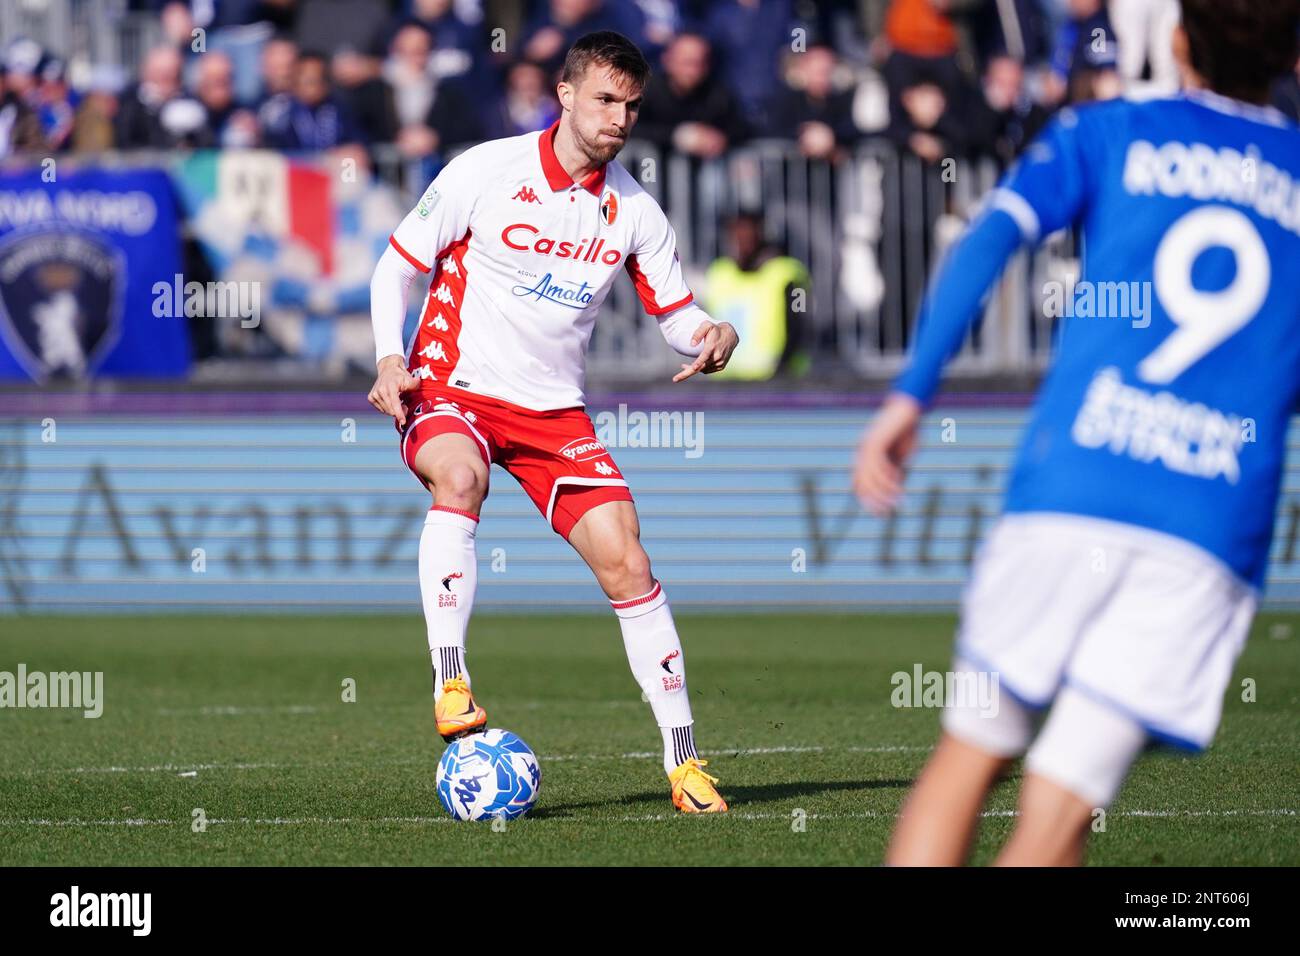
[436,728,541,821]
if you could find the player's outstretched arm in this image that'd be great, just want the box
[854,391,922,515]
[854,205,1025,513]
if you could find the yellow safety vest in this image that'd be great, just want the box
[703,255,809,380]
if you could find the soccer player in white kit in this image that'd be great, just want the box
[367,32,738,813]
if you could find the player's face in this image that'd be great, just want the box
[566,67,643,165]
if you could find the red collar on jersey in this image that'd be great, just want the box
[538,119,607,196]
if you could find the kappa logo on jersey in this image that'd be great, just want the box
[558,437,609,462]
[600,191,618,226]
[501,223,624,265]
[594,461,617,476]
[512,186,542,204]
[660,649,679,673]
[413,365,437,381]
[419,340,449,362]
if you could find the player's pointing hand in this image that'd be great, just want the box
[853,392,922,516]
[368,354,419,427]
[672,321,740,382]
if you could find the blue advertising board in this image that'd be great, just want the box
[0,168,189,381]
[3,404,1300,614]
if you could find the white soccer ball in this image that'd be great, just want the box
[436,728,541,821]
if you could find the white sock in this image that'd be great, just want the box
[420,505,478,701]
[611,580,696,775]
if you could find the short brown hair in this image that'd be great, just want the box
[561,30,651,90]
[1180,0,1300,103]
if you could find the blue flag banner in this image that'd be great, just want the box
[0,168,189,381]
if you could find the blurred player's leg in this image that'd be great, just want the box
[413,433,489,740]
[567,498,726,812]
[887,733,1014,866]
[996,686,1148,866]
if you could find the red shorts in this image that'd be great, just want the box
[397,386,633,539]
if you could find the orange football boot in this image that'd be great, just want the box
[435,674,487,742]
[669,758,728,813]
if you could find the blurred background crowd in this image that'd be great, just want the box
[11,0,1299,168]
[1,0,1298,386]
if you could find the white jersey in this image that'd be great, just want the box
[388,119,696,410]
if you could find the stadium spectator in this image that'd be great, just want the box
[482,59,561,139]
[257,34,299,105]
[876,0,981,158]
[382,22,482,157]
[1043,0,1123,105]
[768,43,860,160]
[333,46,399,147]
[630,0,683,57]
[703,211,810,380]
[701,0,797,130]
[160,2,200,55]
[70,67,125,153]
[193,51,259,147]
[115,45,210,148]
[2,38,44,108]
[398,0,485,85]
[259,50,366,150]
[521,0,649,79]
[973,53,1049,160]
[884,54,985,162]
[34,55,78,153]
[875,0,996,75]
[0,66,46,157]
[634,32,747,158]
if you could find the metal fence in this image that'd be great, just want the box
[1,136,1072,382]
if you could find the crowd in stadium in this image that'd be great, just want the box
[5,0,1298,168]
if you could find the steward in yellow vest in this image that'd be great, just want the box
[703,213,810,380]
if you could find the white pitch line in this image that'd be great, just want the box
[12,744,934,776]
[156,705,324,717]
[0,809,1293,829]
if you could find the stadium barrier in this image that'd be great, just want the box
[1,137,1071,382]
[5,397,1300,614]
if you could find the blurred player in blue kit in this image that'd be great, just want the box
[854,0,1300,865]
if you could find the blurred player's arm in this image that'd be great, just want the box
[854,111,1093,512]
[368,150,479,425]
[626,201,739,381]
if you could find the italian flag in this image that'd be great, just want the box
[178,151,334,275]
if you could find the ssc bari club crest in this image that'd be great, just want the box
[0,225,124,382]
[600,190,618,226]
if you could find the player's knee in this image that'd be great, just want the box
[431,460,488,507]
[620,548,652,590]
[595,544,652,597]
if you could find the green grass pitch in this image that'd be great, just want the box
[1,613,1296,866]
